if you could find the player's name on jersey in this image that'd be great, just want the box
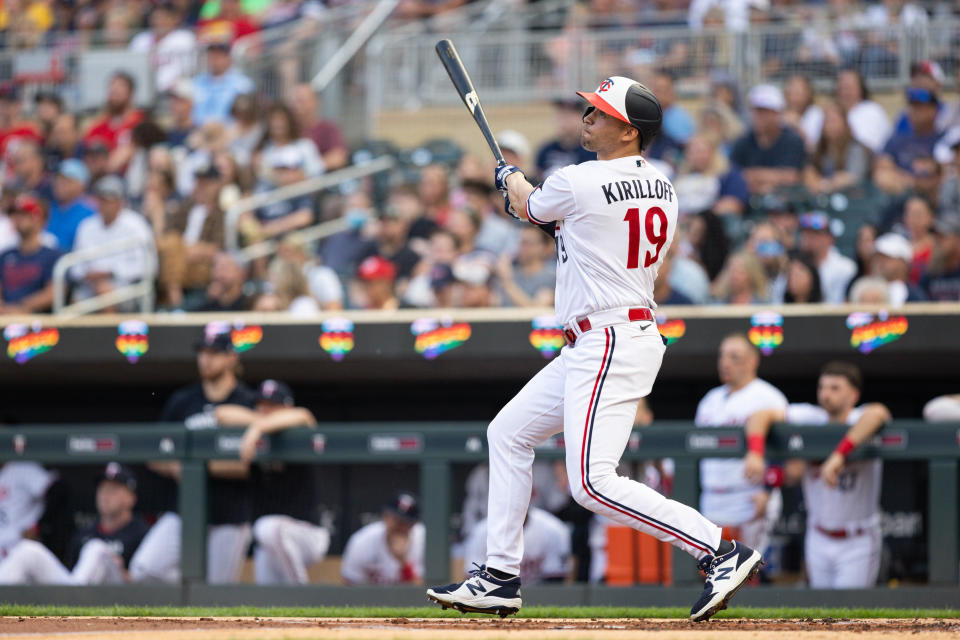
[601,178,674,205]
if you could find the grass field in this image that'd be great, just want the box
[2,604,959,619]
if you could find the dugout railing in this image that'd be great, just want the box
[0,420,957,607]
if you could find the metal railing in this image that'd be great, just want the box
[52,236,157,317]
[224,155,395,253]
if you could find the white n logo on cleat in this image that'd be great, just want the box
[466,580,487,596]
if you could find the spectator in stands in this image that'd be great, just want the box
[256,102,324,180]
[0,85,41,156]
[33,92,62,140]
[782,254,823,304]
[710,252,768,304]
[922,217,960,301]
[535,97,595,180]
[805,100,871,194]
[879,156,958,233]
[494,226,555,308]
[190,251,249,311]
[683,209,729,282]
[498,130,532,176]
[226,94,263,168]
[164,79,196,149]
[447,208,488,262]
[370,207,420,284]
[47,159,95,251]
[452,259,495,308]
[192,41,254,126]
[43,113,83,173]
[70,176,154,309]
[653,69,695,145]
[130,330,257,584]
[797,211,855,304]
[893,61,951,135]
[0,194,60,314]
[318,191,376,278]
[156,162,224,309]
[289,84,348,171]
[653,247,693,305]
[83,71,144,172]
[125,119,169,206]
[214,379,329,584]
[0,463,148,585]
[355,255,399,311]
[129,1,196,92]
[403,228,459,308]
[246,155,314,243]
[275,234,344,311]
[82,138,112,186]
[747,222,788,302]
[341,492,424,585]
[263,257,319,314]
[835,69,891,154]
[784,75,823,152]
[730,84,805,196]
[418,164,453,229]
[197,0,260,44]
[457,176,516,257]
[848,276,891,305]
[673,135,748,217]
[873,233,927,305]
[11,141,53,203]
[874,88,943,194]
[902,196,935,284]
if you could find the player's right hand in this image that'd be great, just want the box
[494,163,523,193]
[743,451,766,484]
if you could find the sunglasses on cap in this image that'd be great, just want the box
[799,213,830,231]
[907,87,938,105]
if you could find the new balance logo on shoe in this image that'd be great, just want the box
[466,581,487,596]
[713,566,732,581]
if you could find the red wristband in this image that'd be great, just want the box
[400,562,416,582]
[747,434,766,455]
[835,436,856,458]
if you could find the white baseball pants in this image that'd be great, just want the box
[485,323,723,575]
[128,512,252,584]
[252,515,330,584]
[805,525,881,588]
[0,539,124,585]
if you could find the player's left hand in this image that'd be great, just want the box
[239,425,262,463]
[820,452,845,487]
[502,192,520,220]
[494,163,523,193]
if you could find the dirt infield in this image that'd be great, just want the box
[1,617,959,640]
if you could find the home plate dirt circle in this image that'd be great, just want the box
[1,616,957,639]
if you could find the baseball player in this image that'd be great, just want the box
[129,330,258,584]
[695,333,787,558]
[0,463,148,584]
[463,507,571,583]
[341,492,425,585]
[743,361,891,588]
[427,77,763,622]
[214,379,330,585]
[0,462,55,560]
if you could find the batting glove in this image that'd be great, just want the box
[502,192,520,220]
[494,163,523,193]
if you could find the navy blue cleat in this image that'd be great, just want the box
[689,540,764,622]
[427,564,522,618]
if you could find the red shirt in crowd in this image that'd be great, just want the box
[82,110,144,150]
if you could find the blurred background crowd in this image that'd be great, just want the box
[1,0,960,316]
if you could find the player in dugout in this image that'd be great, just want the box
[743,361,891,588]
[214,379,330,585]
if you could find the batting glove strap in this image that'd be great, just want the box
[502,192,520,220]
[494,164,523,193]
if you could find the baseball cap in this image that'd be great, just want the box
[268,146,306,170]
[907,87,939,106]
[874,233,913,262]
[910,59,945,85]
[430,262,455,290]
[167,78,194,102]
[101,462,137,492]
[84,137,111,155]
[194,331,235,353]
[357,255,397,281]
[799,211,831,232]
[93,175,125,199]
[257,379,294,406]
[12,193,45,218]
[58,158,90,185]
[453,258,492,286]
[748,84,785,112]
[498,130,531,159]
[759,193,794,215]
[385,492,420,522]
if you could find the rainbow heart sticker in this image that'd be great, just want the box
[4,323,59,364]
[529,315,564,358]
[116,320,148,363]
[320,318,355,361]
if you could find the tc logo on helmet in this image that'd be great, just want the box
[598,78,614,92]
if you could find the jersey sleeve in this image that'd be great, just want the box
[339,528,369,584]
[785,403,828,426]
[525,167,578,225]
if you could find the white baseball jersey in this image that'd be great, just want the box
[0,463,54,557]
[695,379,788,525]
[464,507,571,583]
[340,520,425,585]
[785,403,882,531]
[526,157,678,327]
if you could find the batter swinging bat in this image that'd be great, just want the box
[435,39,506,167]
